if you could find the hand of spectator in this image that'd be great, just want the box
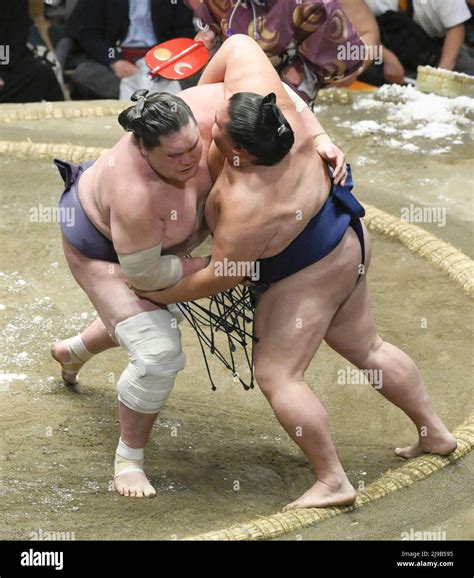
[195,29,217,50]
[281,63,305,87]
[0,78,4,90]
[110,60,139,80]
[330,68,361,88]
[383,49,405,85]
[314,134,347,186]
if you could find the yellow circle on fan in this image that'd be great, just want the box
[153,48,172,61]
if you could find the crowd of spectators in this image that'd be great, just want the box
[0,0,473,104]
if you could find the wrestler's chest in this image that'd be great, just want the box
[161,188,208,247]
[204,183,222,233]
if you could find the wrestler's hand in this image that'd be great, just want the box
[181,255,210,277]
[126,282,168,307]
[132,286,162,300]
[314,134,347,186]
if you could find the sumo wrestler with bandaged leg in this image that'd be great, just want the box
[53,81,347,498]
[54,91,213,497]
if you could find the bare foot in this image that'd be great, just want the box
[114,454,156,498]
[51,342,77,385]
[114,470,157,498]
[283,475,356,511]
[395,431,457,459]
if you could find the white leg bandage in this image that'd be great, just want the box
[114,437,145,478]
[114,310,186,414]
[51,335,93,385]
[167,303,185,325]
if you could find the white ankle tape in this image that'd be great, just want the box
[116,438,144,461]
[65,335,94,365]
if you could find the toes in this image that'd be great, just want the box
[62,371,78,386]
[114,471,156,498]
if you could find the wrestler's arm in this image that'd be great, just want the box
[199,38,346,184]
[283,84,347,185]
[110,187,165,255]
[198,34,294,107]
[110,189,205,288]
[133,198,272,304]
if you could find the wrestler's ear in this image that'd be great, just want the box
[231,145,250,158]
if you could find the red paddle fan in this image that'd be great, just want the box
[145,38,210,80]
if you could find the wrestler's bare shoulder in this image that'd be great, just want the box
[97,139,159,202]
[77,136,163,235]
[179,83,225,136]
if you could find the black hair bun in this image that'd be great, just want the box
[131,89,149,102]
[261,92,277,106]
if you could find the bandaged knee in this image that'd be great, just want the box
[118,243,183,291]
[167,303,185,325]
[114,310,186,414]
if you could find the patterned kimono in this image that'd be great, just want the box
[191,0,364,102]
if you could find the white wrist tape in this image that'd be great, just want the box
[118,243,183,291]
[282,82,308,113]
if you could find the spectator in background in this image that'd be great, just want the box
[73,0,195,100]
[54,0,87,72]
[362,0,473,86]
[333,0,381,86]
[187,0,372,104]
[0,0,64,102]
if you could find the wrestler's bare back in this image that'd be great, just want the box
[77,83,226,256]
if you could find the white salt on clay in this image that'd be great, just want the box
[342,84,473,153]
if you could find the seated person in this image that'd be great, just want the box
[0,0,64,103]
[362,0,473,85]
[72,0,195,99]
[187,0,369,103]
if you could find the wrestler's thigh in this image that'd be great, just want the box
[253,272,342,381]
[253,226,366,380]
[253,291,332,385]
[62,236,160,335]
[324,276,381,365]
[323,223,379,362]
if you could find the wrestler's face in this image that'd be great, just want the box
[144,121,202,182]
[212,102,255,165]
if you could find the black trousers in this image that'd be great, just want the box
[0,53,64,103]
